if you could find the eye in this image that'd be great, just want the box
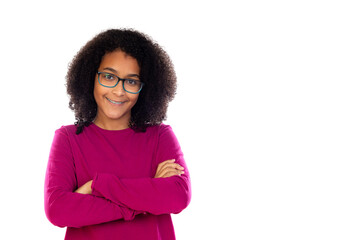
[125,79,138,86]
[103,73,115,80]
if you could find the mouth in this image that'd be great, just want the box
[106,97,126,105]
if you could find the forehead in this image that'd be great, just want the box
[99,50,140,73]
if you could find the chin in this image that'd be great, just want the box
[106,110,131,120]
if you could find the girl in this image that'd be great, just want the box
[44,29,191,240]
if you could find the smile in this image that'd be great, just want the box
[106,97,125,105]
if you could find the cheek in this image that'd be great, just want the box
[130,94,140,106]
[93,84,99,101]
[93,82,105,103]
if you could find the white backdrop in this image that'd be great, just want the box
[0,0,359,239]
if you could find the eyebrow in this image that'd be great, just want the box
[102,67,140,79]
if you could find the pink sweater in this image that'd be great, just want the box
[44,123,191,240]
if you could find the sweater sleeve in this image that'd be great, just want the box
[44,127,139,228]
[91,125,191,215]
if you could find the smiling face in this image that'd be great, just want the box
[93,50,141,130]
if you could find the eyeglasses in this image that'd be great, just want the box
[97,72,144,94]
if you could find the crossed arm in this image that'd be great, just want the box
[75,159,185,194]
[44,126,191,228]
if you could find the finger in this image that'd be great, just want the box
[158,163,184,172]
[157,165,183,177]
[175,164,184,170]
[162,171,178,178]
[155,165,175,178]
[161,167,185,177]
[162,170,185,178]
[158,159,176,169]
[155,160,184,178]
[156,166,175,178]
[165,163,184,170]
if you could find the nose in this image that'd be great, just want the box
[112,80,126,96]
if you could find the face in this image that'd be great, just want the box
[93,50,141,129]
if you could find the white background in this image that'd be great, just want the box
[0,0,359,239]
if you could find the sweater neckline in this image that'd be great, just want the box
[89,122,133,133]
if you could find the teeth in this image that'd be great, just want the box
[106,97,124,104]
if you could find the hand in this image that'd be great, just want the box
[74,180,93,194]
[154,159,185,178]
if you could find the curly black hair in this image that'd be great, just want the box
[66,29,177,134]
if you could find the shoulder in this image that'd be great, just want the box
[145,123,174,136]
[54,124,77,136]
[139,124,177,144]
[50,125,77,150]
[149,124,180,146]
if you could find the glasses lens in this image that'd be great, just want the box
[99,73,118,87]
[123,79,142,93]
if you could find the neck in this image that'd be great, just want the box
[93,116,131,131]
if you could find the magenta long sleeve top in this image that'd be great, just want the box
[44,123,191,240]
